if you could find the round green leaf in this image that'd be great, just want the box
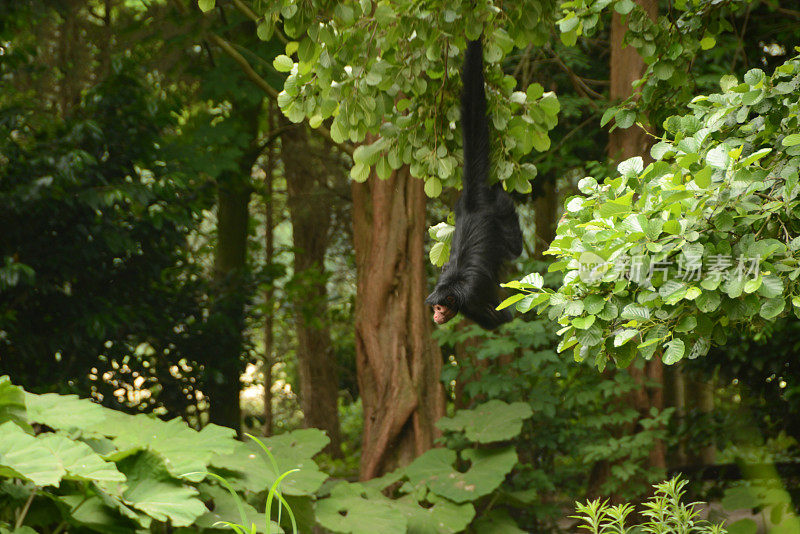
[273,55,294,73]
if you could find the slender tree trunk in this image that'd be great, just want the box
[352,166,445,480]
[533,177,558,260]
[56,1,80,116]
[205,105,262,433]
[283,121,343,457]
[262,106,278,437]
[688,375,717,465]
[207,179,250,432]
[664,363,688,466]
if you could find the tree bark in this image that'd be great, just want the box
[533,177,558,260]
[352,166,445,480]
[283,121,343,457]
[608,0,658,160]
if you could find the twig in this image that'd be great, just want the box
[550,50,603,105]
[15,490,36,529]
[533,116,594,163]
[232,0,259,22]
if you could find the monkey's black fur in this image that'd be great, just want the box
[425,39,523,330]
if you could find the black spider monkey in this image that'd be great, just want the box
[426,38,523,330]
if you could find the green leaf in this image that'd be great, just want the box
[0,421,63,486]
[663,338,685,365]
[706,146,729,169]
[429,242,449,267]
[395,495,475,534]
[615,0,635,14]
[613,329,639,347]
[700,36,716,50]
[315,482,406,534]
[572,315,596,330]
[674,316,697,333]
[406,447,517,503]
[601,107,617,127]
[198,0,215,12]
[617,156,644,176]
[720,74,738,91]
[663,220,681,235]
[783,134,800,147]
[350,162,370,182]
[497,293,526,311]
[424,177,442,197]
[120,452,205,526]
[526,83,544,101]
[615,109,636,129]
[211,430,329,496]
[193,484,268,532]
[531,131,551,152]
[759,297,785,319]
[273,55,294,73]
[38,433,125,482]
[744,68,765,86]
[436,400,533,443]
[740,148,772,166]
[620,303,651,321]
[0,377,29,430]
[256,21,274,41]
[539,94,560,116]
[694,166,712,188]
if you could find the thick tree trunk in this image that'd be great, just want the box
[352,167,445,480]
[283,122,343,457]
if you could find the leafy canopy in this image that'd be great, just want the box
[256,0,559,196]
[504,53,800,370]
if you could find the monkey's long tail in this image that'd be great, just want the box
[461,39,490,201]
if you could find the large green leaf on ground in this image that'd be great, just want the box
[395,494,474,534]
[0,376,29,430]
[405,447,518,503]
[24,392,107,431]
[58,494,143,534]
[37,433,125,483]
[211,430,328,496]
[0,421,63,486]
[315,482,406,534]
[435,400,533,443]
[119,451,206,527]
[106,415,236,482]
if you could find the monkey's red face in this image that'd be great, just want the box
[432,304,456,324]
[431,295,457,324]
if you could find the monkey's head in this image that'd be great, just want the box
[425,279,463,325]
[426,273,512,330]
